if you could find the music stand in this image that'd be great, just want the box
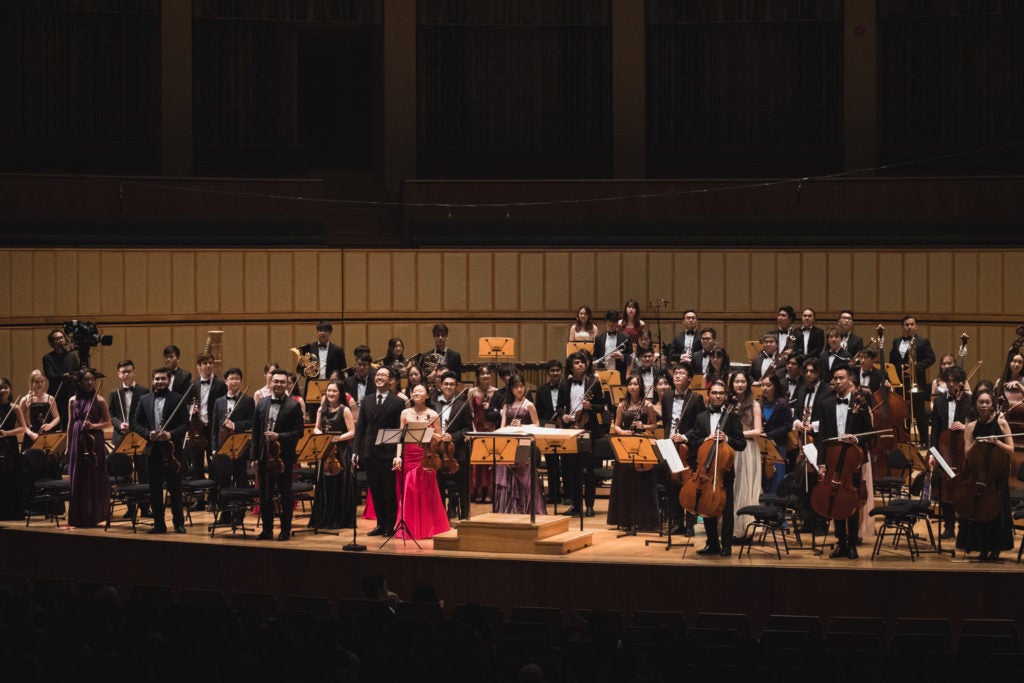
[478,337,515,361]
[379,424,431,549]
[647,438,692,551]
[609,385,628,406]
[566,342,595,357]
[609,436,661,537]
[304,379,330,405]
[531,431,579,522]
[468,432,518,514]
[217,433,251,460]
[297,434,333,465]
[296,424,317,456]
[112,431,146,457]
[32,432,67,457]
[595,369,621,387]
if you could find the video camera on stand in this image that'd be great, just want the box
[62,320,113,369]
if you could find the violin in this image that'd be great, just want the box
[623,404,655,471]
[679,405,736,519]
[322,443,342,476]
[76,393,103,467]
[264,415,286,476]
[421,388,470,474]
[183,398,208,475]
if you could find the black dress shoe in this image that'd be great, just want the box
[277,531,291,541]
[173,524,186,534]
[562,506,581,516]
[147,526,167,535]
[366,526,385,536]
[720,547,732,557]
[940,528,955,540]
[829,546,849,559]
[847,546,858,560]
[256,531,274,540]
[696,545,721,556]
[670,524,686,535]
[683,526,695,537]
[382,527,395,537]
[584,506,595,517]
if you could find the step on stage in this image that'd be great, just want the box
[2,504,1022,628]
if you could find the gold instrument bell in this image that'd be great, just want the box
[290,346,321,379]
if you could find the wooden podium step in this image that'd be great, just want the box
[433,513,593,555]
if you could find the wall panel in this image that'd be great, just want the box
[2,247,1022,393]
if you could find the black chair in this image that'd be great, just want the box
[180,471,217,526]
[23,448,69,526]
[735,502,788,559]
[868,497,929,561]
[874,446,912,503]
[105,451,151,532]
[208,453,259,537]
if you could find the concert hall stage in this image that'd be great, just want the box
[2,501,1021,630]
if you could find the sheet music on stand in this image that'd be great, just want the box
[927,447,955,479]
[655,439,686,476]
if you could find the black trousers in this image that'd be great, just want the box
[258,458,294,534]
[147,446,184,529]
[365,456,397,532]
[700,473,735,549]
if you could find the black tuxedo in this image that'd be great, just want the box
[109,384,149,449]
[792,381,834,426]
[684,406,747,549]
[353,391,404,533]
[841,333,864,357]
[132,390,188,529]
[532,381,566,501]
[298,341,347,380]
[251,396,305,535]
[42,349,79,430]
[189,375,228,475]
[344,373,372,407]
[166,367,192,394]
[796,326,826,359]
[689,349,731,378]
[421,347,463,379]
[811,392,872,547]
[557,376,606,510]
[593,331,631,383]
[661,388,707,529]
[855,367,885,393]
[928,391,971,533]
[818,348,852,383]
[889,334,936,443]
[210,393,255,488]
[431,393,474,519]
[750,352,778,382]
[667,329,701,365]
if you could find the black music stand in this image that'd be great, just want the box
[922,446,956,558]
[216,433,251,460]
[296,433,333,535]
[343,436,366,552]
[379,423,430,549]
[32,432,67,459]
[469,432,519,515]
[646,438,692,551]
[609,436,661,538]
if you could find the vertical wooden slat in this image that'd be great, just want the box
[243,251,269,314]
[877,252,903,313]
[268,251,294,313]
[171,251,196,315]
[903,252,928,316]
[366,252,392,311]
[620,252,647,310]
[569,252,596,312]
[9,250,32,317]
[594,252,621,312]
[318,251,344,317]
[544,252,571,314]
[492,250,520,312]
[195,251,220,314]
[518,253,544,312]
[800,252,828,311]
[724,252,750,313]
[442,252,468,313]
[416,252,443,312]
[31,251,57,318]
[392,252,417,311]
[698,252,725,312]
[77,251,101,315]
[467,251,494,312]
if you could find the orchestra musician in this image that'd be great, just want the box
[617,299,647,347]
[496,375,546,515]
[210,368,256,510]
[727,370,763,543]
[569,305,599,342]
[819,326,851,383]
[796,308,826,359]
[421,323,462,381]
[836,310,865,357]
[606,374,659,532]
[252,362,278,404]
[66,368,111,528]
[19,369,60,451]
[108,360,149,519]
[690,327,730,378]
[132,368,188,534]
[0,378,27,521]
[888,314,936,447]
[533,360,565,504]
[251,368,305,541]
[592,310,631,384]
[933,353,973,404]
[682,380,746,556]
[928,365,970,540]
[852,348,886,392]
[430,371,474,520]
[662,365,706,535]
[810,366,871,559]
[162,345,192,394]
[758,373,793,495]
[789,357,834,532]
[667,309,701,369]
[353,366,405,537]
[558,351,605,517]
[42,328,78,431]
[775,306,798,353]
[750,332,780,381]
[188,352,227,482]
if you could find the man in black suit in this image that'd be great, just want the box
[852,348,886,393]
[689,327,730,377]
[797,308,826,360]
[810,366,872,559]
[836,310,864,357]
[431,371,474,520]
[109,359,149,518]
[210,367,256,494]
[781,351,805,403]
[534,359,564,503]
[42,328,79,431]
[162,345,192,394]
[592,310,631,384]
[251,369,305,541]
[750,332,780,382]
[928,365,969,540]
[662,365,706,535]
[353,365,405,536]
[776,306,798,354]
[790,357,835,532]
[422,323,462,382]
[557,351,605,517]
[682,380,747,556]
[298,320,347,420]
[819,327,852,384]
[131,368,188,534]
[344,353,374,409]
[888,314,936,447]
[189,351,227,479]
[667,309,701,369]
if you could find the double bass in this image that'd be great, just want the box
[934,392,967,504]
[952,411,1011,524]
[867,323,914,478]
[679,403,737,519]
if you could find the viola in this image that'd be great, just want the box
[421,434,443,472]
[810,441,865,521]
[322,443,342,477]
[265,438,286,476]
[183,399,208,475]
[426,433,459,474]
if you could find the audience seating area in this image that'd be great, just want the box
[2,573,1023,681]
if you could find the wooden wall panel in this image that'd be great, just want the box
[2,247,1024,396]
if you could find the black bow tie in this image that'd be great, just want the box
[675,393,687,399]
[788,378,798,385]
[123,387,132,393]
[154,390,168,398]
[709,407,722,414]
[318,344,328,350]
[902,337,913,342]
[572,379,585,386]
[437,400,448,406]
[270,398,283,405]
[837,397,849,405]
[200,380,210,385]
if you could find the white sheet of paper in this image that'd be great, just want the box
[928,446,955,478]
[656,439,685,474]
[802,442,819,468]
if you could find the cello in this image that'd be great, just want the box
[952,401,1012,524]
[679,402,737,519]
[867,323,913,478]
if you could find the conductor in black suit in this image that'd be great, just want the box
[353,365,405,536]
[132,368,188,534]
[252,369,305,541]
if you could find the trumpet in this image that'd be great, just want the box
[289,346,321,379]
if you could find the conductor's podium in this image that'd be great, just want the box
[433,513,593,555]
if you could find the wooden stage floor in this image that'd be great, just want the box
[3,496,1022,629]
